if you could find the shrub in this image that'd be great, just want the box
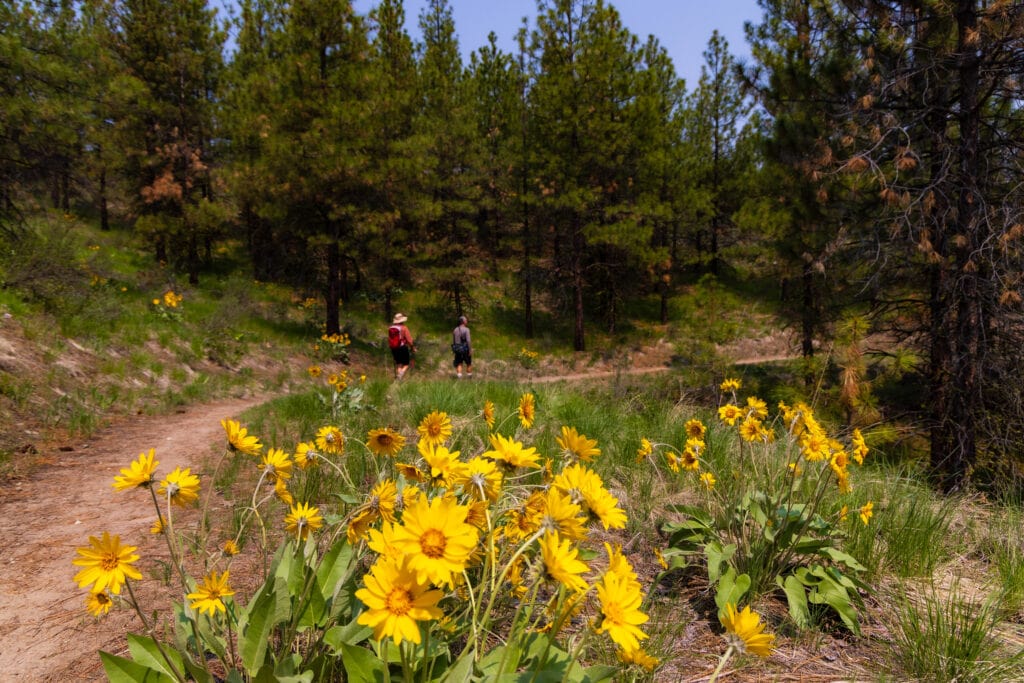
[659,378,872,633]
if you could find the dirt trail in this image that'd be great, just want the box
[0,394,266,682]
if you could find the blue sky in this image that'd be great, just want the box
[351,0,763,89]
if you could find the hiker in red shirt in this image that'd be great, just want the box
[387,313,415,379]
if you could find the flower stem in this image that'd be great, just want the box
[708,645,735,683]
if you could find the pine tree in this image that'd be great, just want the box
[361,0,422,323]
[838,1,1024,489]
[689,30,751,277]
[465,32,521,269]
[415,0,477,317]
[632,35,687,324]
[221,0,289,281]
[256,0,369,334]
[744,0,864,376]
[528,0,651,347]
[0,1,84,230]
[102,0,225,283]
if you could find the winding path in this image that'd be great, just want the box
[0,395,265,682]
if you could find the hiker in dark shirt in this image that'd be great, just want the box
[451,315,472,379]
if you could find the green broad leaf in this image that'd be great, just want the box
[238,582,277,675]
[792,565,819,587]
[252,662,280,683]
[521,631,557,665]
[297,577,328,629]
[317,538,355,602]
[339,641,386,683]
[705,541,736,584]
[571,664,619,682]
[275,673,314,683]
[775,503,807,521]
[182,658,216,683]
[824,565,860,591]
[714,567,750,614]
[805,514,832,533]
[436,649,475,682]
[173,602,226,664]
[777,574,811,628]
[665,504,713,523]
[662,518,715,550]
[126,634,186,681]
[479,643,519,676]
[661,550,689,571]
[792,536,831,554]
[819,547,868,573]
[99,651,175,683]
[275,544,304,597]
[323,618,374,652]
[803,568,862,634]
[812,583,861,634]
[332,492,361,505]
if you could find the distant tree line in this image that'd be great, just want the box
[2,0,1024,490]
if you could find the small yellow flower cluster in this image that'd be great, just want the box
[718,396,772,442]
[326,369,350,392]
[635,437,653,462]
[518,347,540,369]
[720,377,742,393]
[320,332,351,347]
[778,401,869,498]
[163,290,183,308]
[343,404,650,663]
[314,331,351,362]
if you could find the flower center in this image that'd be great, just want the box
[377,435,393,448]
[100,553,120,571]
[385,587,413,616]
[566,488,585,506]
[420,529,447,558]
[604,602,625,625]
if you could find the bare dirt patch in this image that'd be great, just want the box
[0,394,265,682]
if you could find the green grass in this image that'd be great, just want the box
[886,581,1024,681]
[879,491,955,578]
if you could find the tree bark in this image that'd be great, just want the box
[325,239,341,335]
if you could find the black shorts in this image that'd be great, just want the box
[453,349,471,367]
[391,346,411,365]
